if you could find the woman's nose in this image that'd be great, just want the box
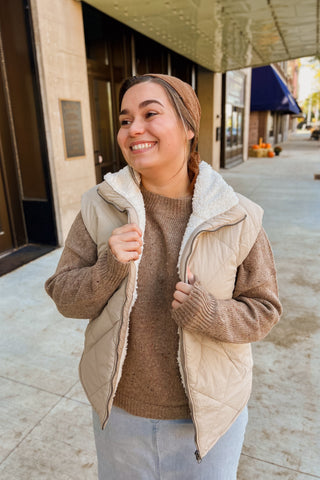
[129,118,145,136]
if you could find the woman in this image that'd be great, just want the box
[45,74,282,479]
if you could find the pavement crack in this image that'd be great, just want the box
[0,395,63,466]
[241,453,320,478]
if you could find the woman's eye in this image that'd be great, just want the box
[145,111,157,119]
[120,119,131,126]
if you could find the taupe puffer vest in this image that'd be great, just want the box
[79,162,263,460]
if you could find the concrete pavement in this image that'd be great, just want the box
[223,132,320,479]
[0,132,319,479]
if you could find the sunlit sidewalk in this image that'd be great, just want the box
[223,132,320,479]
[0,132,319,479]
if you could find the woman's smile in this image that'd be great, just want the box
[130,141,157,153]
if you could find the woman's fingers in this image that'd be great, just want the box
[115,249,140,263]
[109,242,141,263]
[175,281,193,295]
[112,223,142,237]
[172,281,193,310]
[172,299,182,310]
[109,223,143,263]
[112,236,142,250]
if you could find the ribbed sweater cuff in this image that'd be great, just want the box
[96,247,130,286]
[172,282,217,334]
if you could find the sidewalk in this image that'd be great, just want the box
[223,133,320,479]
[0,133,319,479]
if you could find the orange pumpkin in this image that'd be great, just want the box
[265,143,271,149]
[268,151,275,157]
[252,145,260,150]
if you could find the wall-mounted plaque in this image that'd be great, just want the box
[59,100,85,159]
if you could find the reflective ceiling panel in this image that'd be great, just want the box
[84,0,320,71]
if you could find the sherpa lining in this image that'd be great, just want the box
[104,162,239,284]
[104,162,238,241]
[103,166,145,307]
[178,161,239,268]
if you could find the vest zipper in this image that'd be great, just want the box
[102,289,128,428]
[96,192,138,430]
[179,329,203,462]
[178,214,247,461]
[181,215,247,282]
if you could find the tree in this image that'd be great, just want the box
[301,58,320,122]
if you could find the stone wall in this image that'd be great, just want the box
[249,112,259,145]
[197,69,221,171]
[30,0,95,244]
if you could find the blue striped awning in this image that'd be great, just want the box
[251,65,301,114]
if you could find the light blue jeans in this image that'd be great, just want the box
[92,405,248,479]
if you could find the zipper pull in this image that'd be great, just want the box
[194,449,202,463]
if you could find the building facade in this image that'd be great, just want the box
[248,63,301,147]
[0,0,299,265]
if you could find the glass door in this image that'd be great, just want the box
[222,71,246,168]
[90,75,117,182]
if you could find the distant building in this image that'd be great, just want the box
[249,62,301,147]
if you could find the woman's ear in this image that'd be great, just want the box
[187,129,195,141]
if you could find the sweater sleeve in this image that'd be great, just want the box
[172,228,282,343]
[45,212,130,319]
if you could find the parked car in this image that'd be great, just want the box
[297,120,306,129]
[310,128,320,140]
[297,121,313,131]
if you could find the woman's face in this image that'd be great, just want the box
[117,82,194,183]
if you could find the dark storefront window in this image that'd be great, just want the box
[135,34,168,75]
[170,52,194,85]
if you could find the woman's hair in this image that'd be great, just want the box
[118,75,200,187]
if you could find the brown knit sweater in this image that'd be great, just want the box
[45,189,282,420]
[113,186,192,419]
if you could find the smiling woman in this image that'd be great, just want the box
[117,80,194,198]
[119,75,201,185]
[45,73,282,480]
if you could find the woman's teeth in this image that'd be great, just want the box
[131,143,154,151]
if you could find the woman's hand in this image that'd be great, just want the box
[108,223,143,263]
[172,268,195,310]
